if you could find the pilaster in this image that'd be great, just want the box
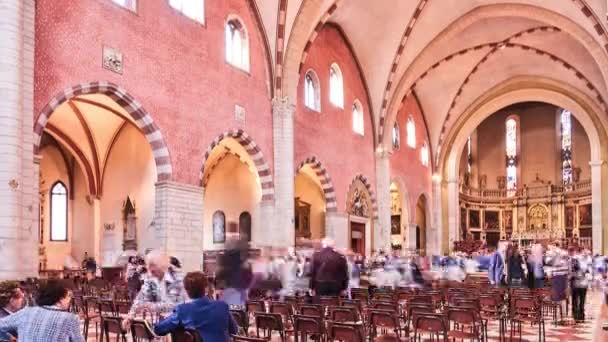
[374,148,391,252]
[154,181,205,271]
[431,176,443,255]
[271,97,296,247]
[0,0,37,280]
[446,178,459,251]
[326,212,348,250]
[590,160,607,254]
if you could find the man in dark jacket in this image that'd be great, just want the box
[310,238,349,296]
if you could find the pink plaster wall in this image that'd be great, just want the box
[389,95,433,223]
[35,0,273,185]
[294,25,376,213]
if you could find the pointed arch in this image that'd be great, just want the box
[200,129,274,201]
[34,81,173,181]
[346,174,378,219]
[296,156,337,211]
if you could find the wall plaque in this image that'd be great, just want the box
[103,46,123,74]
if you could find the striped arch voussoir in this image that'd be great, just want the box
[33,81,172,181]
[296,156,337,212]
[200,129,274,201]
[348,174,378,220]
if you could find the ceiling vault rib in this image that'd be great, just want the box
[68,100,102,196]
[45,123,97,197]
[274,0,289,96]
[70,97,142,132]
[435,39,608,165]
[377,0,430,144]
[100,121,127,193]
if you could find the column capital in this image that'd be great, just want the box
[272,96,295,117]
[589,160,605,167]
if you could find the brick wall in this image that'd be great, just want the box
[294,25,376,213]
[389,95,433,224]
[35,0,273,185]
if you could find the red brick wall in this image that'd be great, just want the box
[390,95,432,222]
[35,0,272,185]
[294,25,376,212]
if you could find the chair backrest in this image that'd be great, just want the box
[115,300,132,315]
[231,334,269,342]
[369,309,399,328]
[299,304,323,317]
[409,295,433,305]
[130,319,156,341]
[98,299,116,316]
[255,312,284,333]
[374,294,394,302]
[447,308,477,327]
[102,316,123,335]
[270,302,293,318]
[340,298,363,311]
[293,314,323,335]
[319,296,340,307]
[231,309,249,331]
[413,314,448,333]
[329,306,359,322]
[371,301,398,313]
[328,322,364,342]
[246,301,266,313]
[171,327,202,342]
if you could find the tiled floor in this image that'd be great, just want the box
[83,291,604,341]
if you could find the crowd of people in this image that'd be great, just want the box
[0,237,607,341]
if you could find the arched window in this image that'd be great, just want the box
[505,117,518,196]
[421,142,429,167]
[50,181,68,241]
[212,210,226,243]
[467,136,472,173]
[352,100,364,136]
[239,212,252,242]
[225,18,249,71]
[406,116,416,148]
[561,109,573,188]
[329,64,344,108]
[392,123,400,150]
[304,70,320,111]
[113,0,137,11]
[169,0,204,23]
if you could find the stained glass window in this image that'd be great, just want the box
[50,181,68,241]
[304,72,320,111]
[505,118,517,196]
[406,116,416,148]
[561,109,573,188]
[392,123,400,150]
[421,142,429,167]
[352,101,364,136]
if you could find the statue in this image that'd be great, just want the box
[122,197,137,251]
[479,175,487,189]
[573,167,582,183]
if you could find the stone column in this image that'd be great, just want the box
[374,149,391,252]
[446,178,459,251]
[0,0,37,280]
[92,199,102,265]
[270,97,295,247]
[590,160,607,254]
[431,176,443,255]
[406,223,417,250]
[326,212,348,248]
[154,181,205,271]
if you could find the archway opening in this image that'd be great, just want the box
[457,101,592,250]
[202,138,261,250]
[38,94,157,271]
[294,165,326,246]
[347,178,374,256]
[390,182,404,250]
[415,195,427,256]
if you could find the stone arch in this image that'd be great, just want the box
[200,129,274,201]
[439,76,608,253]
[34,81,173,181]
[346,174,378,219]
[296,156,337,211]
[382,3,608,149]
[390,176,412,225]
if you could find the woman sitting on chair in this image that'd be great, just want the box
[154,271,238,342]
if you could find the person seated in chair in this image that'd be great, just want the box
[154,271,238,342]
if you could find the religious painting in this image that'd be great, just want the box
[528,204,548,231]
[503,210,513,232]
[460,208,467,240]
[212,210,226,243]
[349,188,370,218]
[579,204,592,227]
[485,211,499,231]
[565,206,575,228]
[391,215,401,235]
[469,210,480,228]
[239,212,251,242]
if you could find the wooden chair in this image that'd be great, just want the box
[74,295,100,340]
[327,322,365,342]
[255,312,287,342]
[368,309,402,340]
[246,300,266,313]
[413,313,448,342]
[231,309,250,336]
[130,319,156,342]
[293,314,325,342]
[171,327,202,342]
[511,297,545,342]
[231,335,269,341]
[446,308,482,342]
[299,304,324,318]
[329,306,360,323]
[101,316,127,342]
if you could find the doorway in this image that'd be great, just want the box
[350,222,366,255]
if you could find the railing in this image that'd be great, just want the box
[460,179,591,199]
